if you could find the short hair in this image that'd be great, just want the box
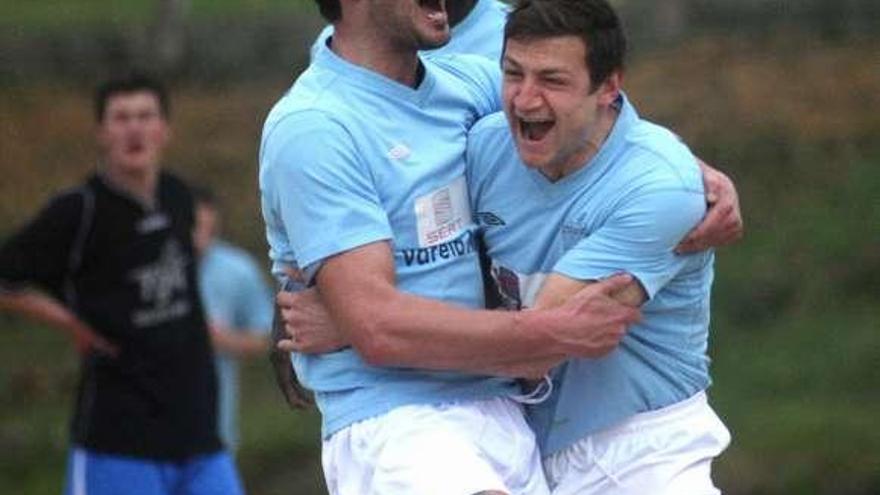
[314,0,341,22]
[504,0,627,89]
[93,73,170,122]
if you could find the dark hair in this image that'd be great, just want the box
[314,0,342,22]
[93,73,170,122]
[504,0,627,89]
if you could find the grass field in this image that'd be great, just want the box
[1,29,878,495]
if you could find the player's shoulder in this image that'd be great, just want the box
[37,178,100,221]
[157,171,192,196]
[261,94,349,159]
[429,52,498,80]
[427,53,500,100]
[621,118,702,192]
[470,110,508,137]
[467,112,515,184]
[262,64,350,141]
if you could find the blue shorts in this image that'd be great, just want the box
[64,447,244,495]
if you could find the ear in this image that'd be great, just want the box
[597,71,623,106]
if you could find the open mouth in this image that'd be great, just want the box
[519,118,555,142]
[126,141,146,155]
[418,0,447,21]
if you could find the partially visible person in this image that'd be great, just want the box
[0,73,243,495]
[310,0,510,62]
[307,0,743,255]
[467,0,731,492]
[259,0,644,492]
[192,186,273,451]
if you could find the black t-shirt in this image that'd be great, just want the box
[0,173,222,460]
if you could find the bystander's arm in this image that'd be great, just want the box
[0,288,117,356]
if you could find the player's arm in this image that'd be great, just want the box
[262,114,637,375]
[310,240,638,374]
[677,159,744,253]
[534,273,645,311]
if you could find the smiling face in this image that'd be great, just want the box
[502,35,620,179]
[370,0,451,51]
[96,91,170,177]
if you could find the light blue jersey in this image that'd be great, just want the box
[310,0,509,62]
[198,241,273,449]
[259,42,517,437]
[467,94,714,456]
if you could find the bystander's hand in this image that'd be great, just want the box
[69,320,118,357]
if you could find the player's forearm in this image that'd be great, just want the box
[0,289,83,334]
[332,286,568,373]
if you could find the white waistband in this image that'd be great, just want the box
[592,391,710,439]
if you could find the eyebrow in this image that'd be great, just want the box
[502,56,570,77]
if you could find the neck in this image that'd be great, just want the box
[543,105,619,182]
[331,24,422,88]
[102,164,159,207]
[448,0,477,27]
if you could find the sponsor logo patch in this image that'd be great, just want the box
[414,176,471,248]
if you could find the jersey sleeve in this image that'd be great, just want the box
[434,54,502,117]
[554,182,706,300]
[0,192,83,295]
[260,111,393,281]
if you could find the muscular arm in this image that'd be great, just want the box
[0,288,117,356]
[534,273,645,311]
[677,159,744,253]
[312,240,639,374]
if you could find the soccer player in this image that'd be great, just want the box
[192,187,273,452]
[0,74,243,495]
[259,0,642,492]
[467,0,730,492]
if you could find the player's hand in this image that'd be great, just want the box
[276,288,347,354]
[552,273,641,358]
[677,160,744,253]
[269,303,314,410]
[70,321,118,357]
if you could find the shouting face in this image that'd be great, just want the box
[502,35,619,179]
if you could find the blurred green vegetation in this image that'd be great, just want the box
[0,0,317,27]
[1,4,879,495]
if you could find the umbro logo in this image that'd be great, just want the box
[475,212,506,226]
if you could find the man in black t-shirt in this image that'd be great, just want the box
[0,74,243,495]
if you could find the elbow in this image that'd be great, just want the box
[345,313,400,367]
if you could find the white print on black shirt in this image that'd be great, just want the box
[129,239,191,327]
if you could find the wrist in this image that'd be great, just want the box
[512,308,566,358]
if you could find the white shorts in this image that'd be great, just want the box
[544,392,731,495]
[322,396,550,495]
